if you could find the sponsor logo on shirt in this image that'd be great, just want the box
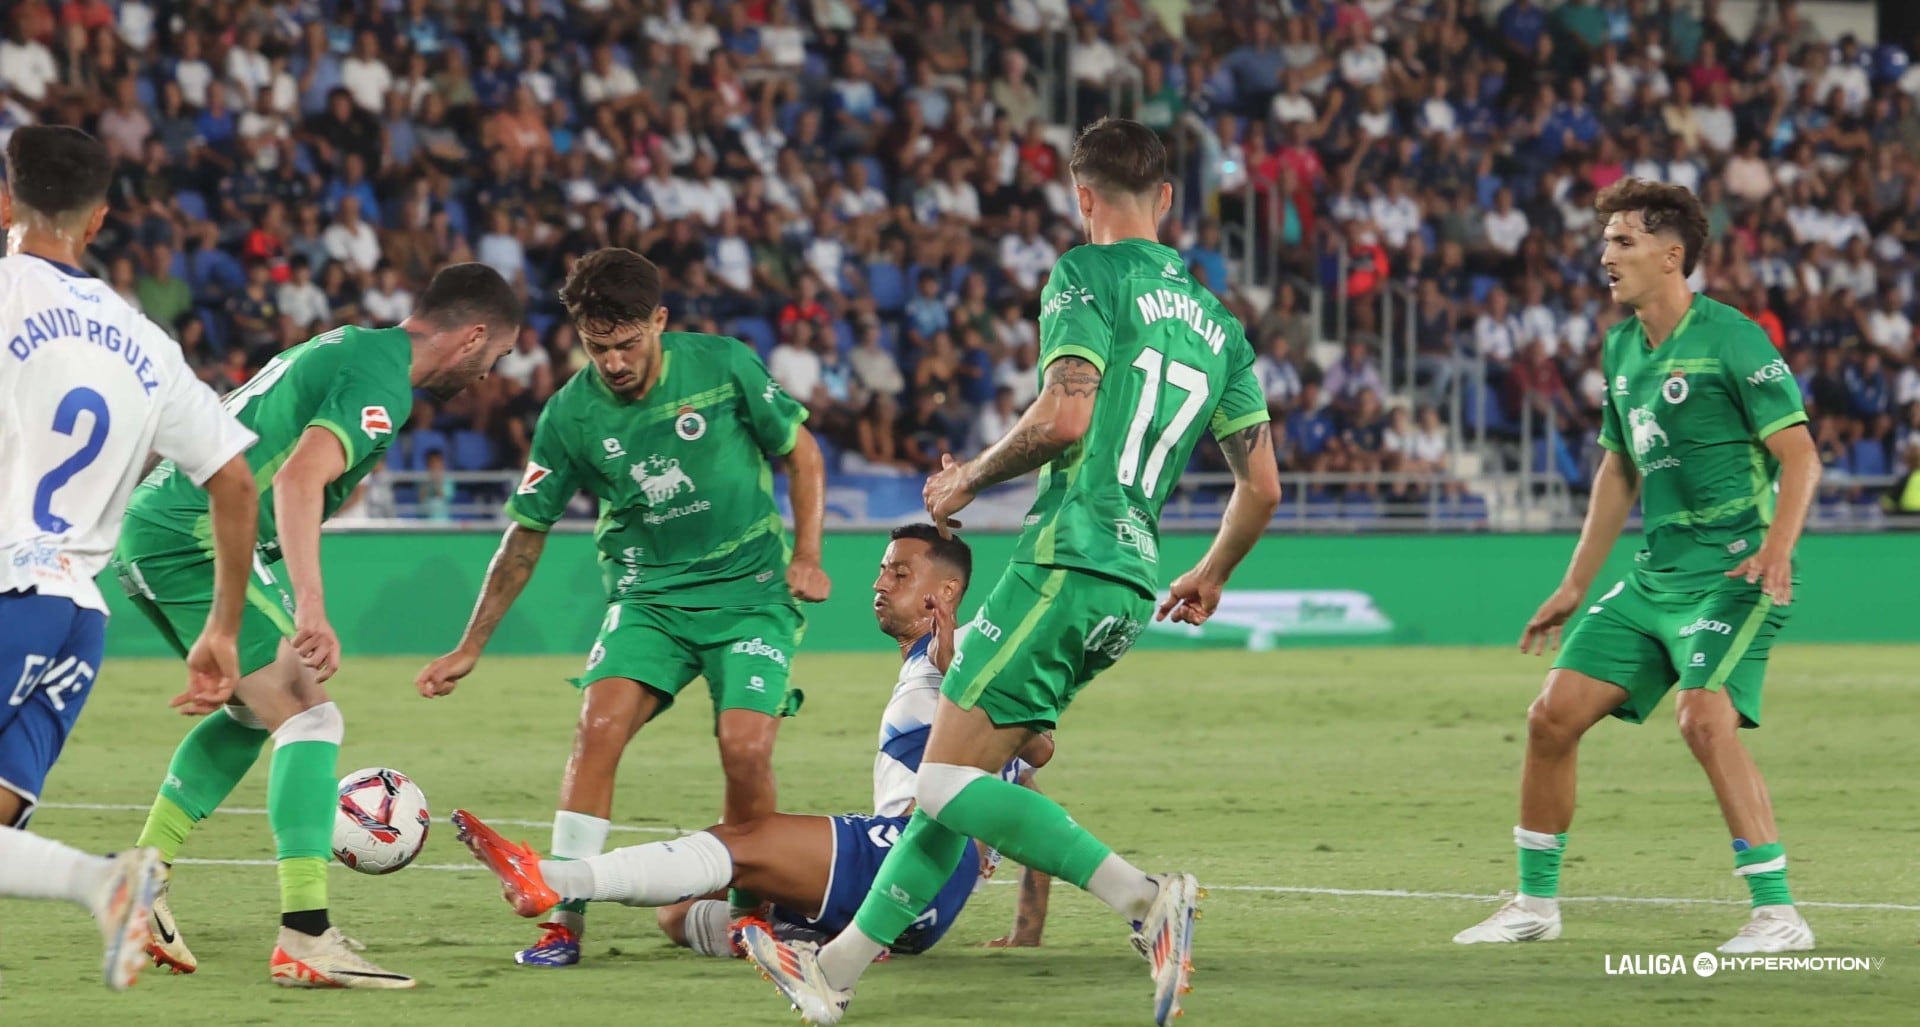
[1161,261,1186,281]
[1115,518,1160,563]
[730,637,789,668]
[1629,407,1670,457]
[674,405,707,441]
[630,455,697,505]
[1040,284,1095,320]
[969,609,1005,642]
[602,438,627,459]
[1614,375,1629,395]
[763,379,782,404]
[1746,359,1791,386]
[1679,617,1733,638]
[360,405,393,437]
[1727,539,1750,556]
[517,462,551,495]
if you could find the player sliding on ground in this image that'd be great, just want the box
[416,247,832,967]
[450,525,1051,958]
[1454,179,1822,954]
[743,117,1283,1026]
[114,264,524,989]
[0,125,259,992]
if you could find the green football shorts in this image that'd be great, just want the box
[940,563,1154,731]
[1554,573,1791,728]
[573,601,805,723]
[112,525,296,677]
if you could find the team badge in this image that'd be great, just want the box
[674,405,707,441]
[1661,372,1689,405]
[361,405,393,437]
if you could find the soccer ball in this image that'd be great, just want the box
[333,767,430,874]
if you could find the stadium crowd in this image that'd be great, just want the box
[4,0,1919,514]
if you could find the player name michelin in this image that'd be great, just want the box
[1604,953,1884,976]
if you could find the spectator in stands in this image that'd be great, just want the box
[4,0,1903,523]
[769,318,826,412]
[1254,335,1304,412]
[1322,338,1384,414]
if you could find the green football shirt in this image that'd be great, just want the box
[1597,294,1809,591]
[506,332,809,608]
[1012,239,1269,597]
[125,325,414,559]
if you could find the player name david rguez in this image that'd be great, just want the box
[7,305,161,393]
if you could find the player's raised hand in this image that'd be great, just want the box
[924,593,958,672]
[292,608,341,683]
[787,558,832,602]
[416,647,479,698]
[1519,584,1583,655]
[176,628,241,716]
[922,453,975,539]
[1156,568,1221,626]
[1726,545,1792,606]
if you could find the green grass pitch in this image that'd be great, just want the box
[2,647,1915,1025]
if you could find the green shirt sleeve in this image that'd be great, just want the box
[732,340,810,458]
[1597,337,1624,453]
[503,401,583,530]
[306,361,412,470]
[1037,247,1114,374]
[1209,334,1271,440]
[1724,330,1808,440]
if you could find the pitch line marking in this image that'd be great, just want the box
[44,804,1920,912]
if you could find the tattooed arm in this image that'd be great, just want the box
[414,524,549,697]
[960,355,1101,492]
[924,355,1100,532]
[1158,422,1282,625]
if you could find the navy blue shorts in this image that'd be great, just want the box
[0,591,107,826]
[772,813,982,956]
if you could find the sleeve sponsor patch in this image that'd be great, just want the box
[360,405,393,437]
[517,461,551,495]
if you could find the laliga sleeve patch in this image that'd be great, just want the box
[517,461,551,495]
[360,405,393,437]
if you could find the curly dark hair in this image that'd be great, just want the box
[559,248,662,334]
[1594,178,1709,276]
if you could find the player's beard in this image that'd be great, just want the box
[423,347,497,401]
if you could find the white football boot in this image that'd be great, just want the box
[270,926,416,989]
[1130,873,1202,1026]
[146,871,198,974]
[740,923,853,1026]
[1717,905,1815,954]
[92,847,165,991]
[1453,894,1563,944]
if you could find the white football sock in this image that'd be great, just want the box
[538,858,595,901]
[816,925,888,991]
[551,810,611,861]
[576,830,733,906]
[0,827,115,906]
[547,810,611,931]
[1087,853,1160,922]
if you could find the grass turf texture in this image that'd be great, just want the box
[2,647,1915,1025]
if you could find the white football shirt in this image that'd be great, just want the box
[874,633,1029,818]
[0,253,256,611]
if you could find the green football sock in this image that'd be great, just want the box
[1515,826,1568,899]
[1734,841,1792,907]
[138,710,270,861]
[924,773,1114,888]
[269,736,339,915]
[849,810,972,946]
